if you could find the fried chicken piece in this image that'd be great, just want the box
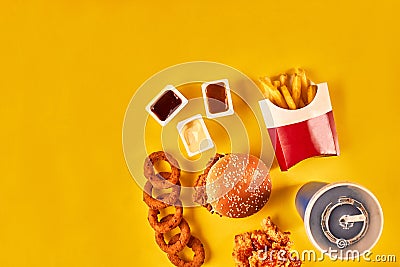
[233,217,302,267]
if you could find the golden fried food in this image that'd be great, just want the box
[296,68,309,104]
[307,84,318,104]
[280,85,297,110]
[272,80,281,88]
[167,235,206,267]
[155,217,191,254]
[259,77,289,109]
[279,73,288,87]
[291,73,302,106]
[260,69,318,110]
[148,199,183,234]
[232,217,302,267]
[298,98,305,109]
[143,151,205,266]
[144,151,181,188]
[143,180,181,210]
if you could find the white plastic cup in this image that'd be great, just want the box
[295,182,383,259]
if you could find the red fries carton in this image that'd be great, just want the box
[258,82,339,171]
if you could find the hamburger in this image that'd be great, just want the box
[193,153,272,218]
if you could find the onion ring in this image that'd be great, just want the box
[144,151,180,188]
[155,216,191,254]
[148,172,177,190]
[167,235,206,267]
[148,199,183,234]
[143,178,181,210]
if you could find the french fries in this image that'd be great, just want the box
[291,73,301,106]
[272,80,280,88]
[280,85,297,110]
[279,73,288,87]
[298,68,309,103]
[307,85,317,105]
[259,68,318,110]
[298,98,305,108]
[259,77,288,109]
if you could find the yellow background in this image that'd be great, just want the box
[1,1,400,266]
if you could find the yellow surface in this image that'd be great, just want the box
[1,1,400,266]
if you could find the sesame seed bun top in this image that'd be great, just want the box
[205,153,271,218]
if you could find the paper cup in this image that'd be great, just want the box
[295,182,383,259]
